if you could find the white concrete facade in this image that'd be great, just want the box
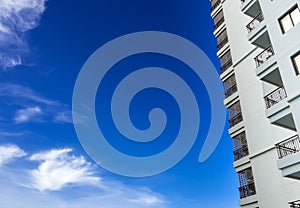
[210,0,300,207]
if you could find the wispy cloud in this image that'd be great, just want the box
[54,111,73,124]
[0,0,47,69]
[0,83,58,105]
[129,193,167,206]
[0,82,72,124]
[14,106,43,123]
[0,144,168,208]
[0,144,26,166]
[29,148,100,191]
[0,131,27,137]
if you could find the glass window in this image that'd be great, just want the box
[292,53,300,75]
[280,6,300,33]
[224,74,237,97]
[291,7,300,25]
[280,15,294,33]
[220,50,231,65]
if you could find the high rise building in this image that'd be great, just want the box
[210,0,300,207]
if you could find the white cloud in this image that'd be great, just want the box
[0,83,58,106]
[0,144,26,166]
[0,0,47,69]
[130,195,166,206]
[29,148,100,191]
[54,111,73,124]
[0,83,73,124]
[14,106,43,123]
[0,145,168,208]
[0,131,27,137]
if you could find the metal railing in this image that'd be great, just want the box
[214,16,225,30]
[239,182,256,199]
[229,112,243,127]
[276,135,300,159]
[220,59,233,73]
[246,12,264,33]
[264,86,287,109]
[211,0,221,11]
[289,200,300,208]
[234,146,249,161]
[224,84,237,98]
[254,46,275,67]
[217,36,229,50]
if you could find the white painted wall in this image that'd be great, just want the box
[214,0,300,207]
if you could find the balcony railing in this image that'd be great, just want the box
[234,146,249,161]
[217,36,229,50]
[214,16,225,30]
[229,112,243,127]
[246,12,264,33]
[239,182,256,199]
[276,135,300,159]
[289,200,300,208]
[220,59,233,73]
[264,86,287,109]
[224,84,237,98]
[211,0,221,11]
[254,46,275,67]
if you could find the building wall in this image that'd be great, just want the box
[211,0,300,207]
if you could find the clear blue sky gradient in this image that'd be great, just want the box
[0,0,240,207]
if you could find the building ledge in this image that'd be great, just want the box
[224,92,239,107]
[264,98,296,130]
[211,3,222,18]
[241,0,260,17]
[247,23,267,48]
[277,152,300,180]
[239,194,259,207]
[234,156,251,171]
[287,91,300,104]
[213,21,226,37]
[217,44,230,58]
[229,120,245,135]
[255,53,276,75]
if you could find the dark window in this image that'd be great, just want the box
[228,101,243,127]
[214,10,225,30]
[232,131,249,161]
[224,74,237,98]
[217,29,229,50]
[238,168,256,199]
[220,50,233,72]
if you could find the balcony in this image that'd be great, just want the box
[247,12,264,33]
[246,12,270,48]
[234,146,249,161]
[241,0,261,18]
[217,36,228,50]
[211,0,221,11]
[264,86,287,109]
[214,16,225,30]
[277,135,300,180]
[254,46,275,68]
[225,84,237,98]
[289,200,300,208]
[239,183,256,199]
[229,113,243,127]
[220,59,233,73]
[276,135,300,159]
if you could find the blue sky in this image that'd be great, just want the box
[0,0,240,207]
